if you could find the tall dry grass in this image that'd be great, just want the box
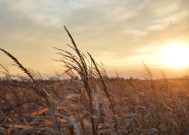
[0,27,189,135]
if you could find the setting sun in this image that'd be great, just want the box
[159,43,189,69]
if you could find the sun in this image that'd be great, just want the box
[159,43,189,69]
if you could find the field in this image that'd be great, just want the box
[0,27,189,135]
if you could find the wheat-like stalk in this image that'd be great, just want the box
[0,48,34,82]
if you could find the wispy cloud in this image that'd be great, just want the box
[1,0,189,77]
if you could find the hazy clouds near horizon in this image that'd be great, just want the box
[0,0,189,78]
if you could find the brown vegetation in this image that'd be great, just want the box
[0,27,189,135]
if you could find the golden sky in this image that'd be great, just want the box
[0,0,189,78]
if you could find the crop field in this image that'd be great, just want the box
[0,27,189,135]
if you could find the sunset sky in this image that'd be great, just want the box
[0,0,189,78]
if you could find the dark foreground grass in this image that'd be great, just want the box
[0,27,189,135]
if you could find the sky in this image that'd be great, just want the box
[0,0,189,79]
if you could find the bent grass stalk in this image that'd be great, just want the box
[0,27,189,134]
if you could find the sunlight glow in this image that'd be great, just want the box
[159,43,189,69]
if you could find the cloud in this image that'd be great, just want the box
[1,0,189,77]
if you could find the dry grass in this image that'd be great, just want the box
[0,27,189,135]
